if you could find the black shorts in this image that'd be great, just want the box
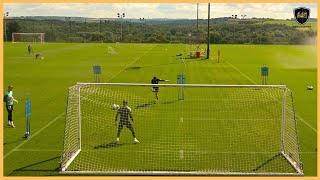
[152,87,159,92]
[6,105,13,113]
[118,121,133,129]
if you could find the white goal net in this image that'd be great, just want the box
[60,83,303,176]
[12,33,45,43]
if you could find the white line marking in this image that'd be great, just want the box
[226,60,317,133]
[15,149,62,152]
[182,58,187,69]
[13,148,317,154]
[226,61,256,84]
[182,118,279,121]
[4,112,65,159]
[179,150,184,159]
[107,44,157,82]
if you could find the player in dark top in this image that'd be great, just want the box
[115,100,139,143]
[151,77,169,103]
[28,45,32,55]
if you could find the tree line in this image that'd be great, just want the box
[4,17,317,45]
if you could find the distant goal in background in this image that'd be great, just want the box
[12,33,45,44]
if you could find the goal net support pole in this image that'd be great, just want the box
[60,83,303,176]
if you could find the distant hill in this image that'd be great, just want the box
[11,15,316,23]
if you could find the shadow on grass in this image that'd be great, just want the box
[8,156,61,176]
[161,100,178,104]
[3,138,25,145]
[135,100,177,109]
[125,66,142,70]
[94,142,124,149]
[252,153,282,172]
[124,58,207,71]
[135,101,155,109]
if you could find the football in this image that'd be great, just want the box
[307,86,313,90]
[112,104,119,110]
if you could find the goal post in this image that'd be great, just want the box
[60,83,303,175]
[12,33,45,44]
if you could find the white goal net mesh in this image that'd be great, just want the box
[12,33,45,43]
[60,83,303,175]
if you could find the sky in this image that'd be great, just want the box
[3,3,318,20]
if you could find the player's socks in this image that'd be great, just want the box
[116,137,119,142]
[134,138,140,143]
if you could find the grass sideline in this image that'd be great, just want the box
[3,42,317,176]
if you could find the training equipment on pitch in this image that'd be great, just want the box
[12,33,45,44]
[93,65,101,83]
[188,33,206,59]
[24,98,31,139]
[60,83,303,176]
[261,65,269,85]
[177,73,186,100]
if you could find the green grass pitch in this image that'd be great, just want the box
[3,42,317,176]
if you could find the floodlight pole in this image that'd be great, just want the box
[197,3,199,33]
[4,12,9,41]
[144,19,147,39]
[129,19,131,34]
[140,18,146,40]
[65,17,71,41]
[84,17,87,32]
[104,20,108,41]
[189,33,192,58]
[206,3,210,59]
[114,19,117,36]
[99,18,102,33]
[232,15,237,42]
[241,15,246,43]
[117,13,125,41]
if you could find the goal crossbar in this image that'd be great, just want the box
[76,82,286,89]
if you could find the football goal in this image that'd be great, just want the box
[60,83,303,176]
[12,33,45,44]
[188,33,206,58]
[107,46,118,54]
